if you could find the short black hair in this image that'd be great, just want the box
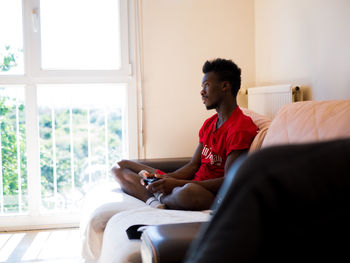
[202,58,241,97]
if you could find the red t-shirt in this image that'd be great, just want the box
[193,106,257,181]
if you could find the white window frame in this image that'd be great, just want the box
[0,0,140,231]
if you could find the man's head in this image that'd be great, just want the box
[201,58,241,110]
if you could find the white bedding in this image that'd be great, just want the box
[80,182,210,263]
[99,207,210,263]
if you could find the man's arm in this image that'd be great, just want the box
[194,149,246,193]
[115,143,202,177]
[148,149,246,195]
[164,143,203,180]
[144,144,202,194]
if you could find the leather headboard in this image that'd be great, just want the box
[262,100,350,148]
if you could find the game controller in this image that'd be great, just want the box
[144,177,160,185]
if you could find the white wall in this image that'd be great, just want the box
[255,0,350,101]
[139,0,350,159]
[139,0,255,158]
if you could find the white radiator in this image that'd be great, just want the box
[247,84,302,119]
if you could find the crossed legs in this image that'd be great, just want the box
[111,160,156,202]
[111,160,215,210]
[162,183,215,210]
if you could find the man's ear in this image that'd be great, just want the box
[222,81,231,92]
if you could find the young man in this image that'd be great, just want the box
[112,58,257,210]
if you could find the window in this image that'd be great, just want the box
[0,0,24,75]
[40,0,122,70]
[0,86,27,214]
[0,0,139,229]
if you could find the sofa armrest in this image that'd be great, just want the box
[140,222,203,263]
[133,157,191,173]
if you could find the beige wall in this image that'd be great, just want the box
[139,0,255,158]
[139,0,350,158]
[255,0,350,101]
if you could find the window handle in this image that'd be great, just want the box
[32,8,39,32]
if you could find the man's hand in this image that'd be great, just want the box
[140,171,167,186]
[145,174,187,195]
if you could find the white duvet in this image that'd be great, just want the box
[80,182,210,263]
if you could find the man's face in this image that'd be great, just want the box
[201,72,224,110]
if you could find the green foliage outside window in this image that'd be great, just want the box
[0,46,17,72]
[1,46,27,212]
[1,46,124,213]
[0,94,27,196]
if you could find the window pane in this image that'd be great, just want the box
[40,0,122,70]
[37,84,127,212]
[0,86,27,215]
[0,0,24,75]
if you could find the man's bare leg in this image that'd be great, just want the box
[161,183,215,210]
[116,160,158,175]
[112,160,215,210]
[111,160,158,202]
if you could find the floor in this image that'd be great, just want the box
[0,228,84,263]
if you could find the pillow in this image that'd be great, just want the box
[241,108,272,152]
[262,100,350,147]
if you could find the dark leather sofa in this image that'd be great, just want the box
[141,139,350,263]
